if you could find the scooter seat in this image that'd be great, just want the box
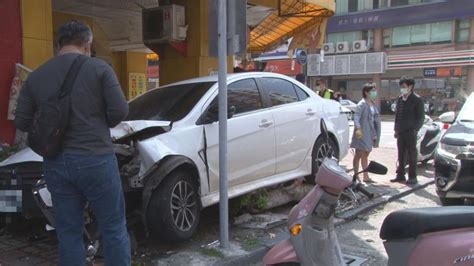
[380,206,474,240]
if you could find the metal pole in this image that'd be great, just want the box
[217,0,229,249]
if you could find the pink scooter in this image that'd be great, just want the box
[380,207,474,266]
[263,121,474,265]
[263,120,387,265]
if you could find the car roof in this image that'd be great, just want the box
[160,72,298,88]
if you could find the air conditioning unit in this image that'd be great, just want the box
[336,42,350,53]
[142,5,187,44]
[323,43,335,54]
[352,40,368,53]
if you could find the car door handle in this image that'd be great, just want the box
[259,120,273,128]
[306,109,316,116]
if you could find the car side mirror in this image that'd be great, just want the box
[202,105,236,124]
[439,111,456,124]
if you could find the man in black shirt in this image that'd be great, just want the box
[15,21,130,265]
[391,76,425,185]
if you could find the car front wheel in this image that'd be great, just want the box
[147,169,200,243]
[306,137,339,183]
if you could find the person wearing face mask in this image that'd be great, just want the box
[15,21,130,265]
[351,83,381,183]
[316,79,336,100]
[391,76,424,185]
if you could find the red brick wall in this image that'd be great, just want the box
[0,0,22,144]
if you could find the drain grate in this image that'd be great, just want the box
[344,254,368,266]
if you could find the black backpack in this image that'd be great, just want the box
[28,55,88,158]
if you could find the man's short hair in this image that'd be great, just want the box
[57,21,93,48]
[399,76,415,88]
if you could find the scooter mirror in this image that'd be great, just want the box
[320,119,329,143]
[366,161,388,175]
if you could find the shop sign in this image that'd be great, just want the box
[424,68,437,77]
[147,65,160,78]
[264,59,302,76]
[424,67,462,77]
[437,67,462,77]
[327,0,474,33]
[296,50,307,65]
[129,73,147,100]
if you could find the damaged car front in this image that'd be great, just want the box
[0,80,216,243]
[0,72,350,244]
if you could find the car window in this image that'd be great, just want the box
[127,82,215,122]
[261,78,299,107]
[293,84,309,101]
[208,79,263,116]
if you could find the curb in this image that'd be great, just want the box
[217,180,435,265]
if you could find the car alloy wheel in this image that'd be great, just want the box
[170,180,198,232]
[315,142,335,168]
[147,170,200,243]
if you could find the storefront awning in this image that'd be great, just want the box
[248,0,335,53]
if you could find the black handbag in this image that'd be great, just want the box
[28,55,88,158]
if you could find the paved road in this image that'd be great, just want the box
[338,184,440,266]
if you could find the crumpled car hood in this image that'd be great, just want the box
[0,120,172,167]
[0,148,43,167]
[111,120,171,140]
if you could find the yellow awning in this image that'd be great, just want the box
[248,0,335,53]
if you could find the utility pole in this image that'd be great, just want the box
[217,0,229,249]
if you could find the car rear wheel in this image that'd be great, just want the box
[305,137,339,184]
[147,170,200,243]
[439,197,464,206]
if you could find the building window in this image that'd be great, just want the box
[391,21,452,47]
[392,0,438,6]
[383,29,391,47]
[392,26,411,46]
[411,24,430,44]
[336,0,382,14]
[373,0,389,8]
[391,0,409,6]
[431,21,452,43]
[348,0,358,12]
[456,19,471,42]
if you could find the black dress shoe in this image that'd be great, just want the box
[406,179,418,185]
[390,177,406,183]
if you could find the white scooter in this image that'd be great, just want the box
[416,115,443,163]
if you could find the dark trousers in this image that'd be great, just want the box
[43,153,131,266]
[397,130,418,180]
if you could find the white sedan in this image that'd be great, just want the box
[0,72,349,243]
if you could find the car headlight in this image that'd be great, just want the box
[437,143,471,159]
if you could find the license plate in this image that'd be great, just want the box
[0,190,22,212]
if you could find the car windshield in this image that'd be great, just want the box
[126,82,215,121]
[458,94,474,122]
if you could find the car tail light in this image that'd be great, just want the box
[443,123,450,130]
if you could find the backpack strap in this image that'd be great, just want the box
[58,55,88,99]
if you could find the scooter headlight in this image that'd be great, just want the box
[290,224,302,236]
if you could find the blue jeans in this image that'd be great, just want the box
[44,153,131,266]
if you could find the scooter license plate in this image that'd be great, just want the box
[0,190,22,213]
